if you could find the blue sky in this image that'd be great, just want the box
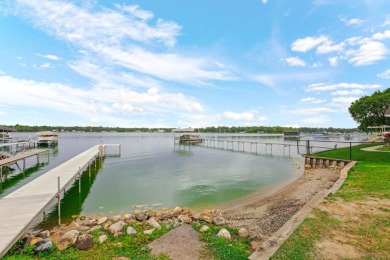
[0,0,389,128]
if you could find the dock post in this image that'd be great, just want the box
[37,154,39,165]
[119,144,121,156]
[23,159,25,172]
[88,160,91,178]
[0,166,2,183]
[78,167,81,193]
[57,176,61,226]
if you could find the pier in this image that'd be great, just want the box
[0,149,48,180]
[0,144,120,258]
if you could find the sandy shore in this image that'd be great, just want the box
[224,167,340,243]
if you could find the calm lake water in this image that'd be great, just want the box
[0,132,368,226]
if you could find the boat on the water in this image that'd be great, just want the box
[36,131,59,146]
[0,126,13,143]
[172,127,202,144]
[313,131,329,136]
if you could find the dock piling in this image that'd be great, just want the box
[57,176,61,226]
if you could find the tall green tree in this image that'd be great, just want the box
[349,88,390,130]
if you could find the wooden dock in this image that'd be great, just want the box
[0,149,49,179]
[0,144,120,258]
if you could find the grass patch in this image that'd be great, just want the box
[5,222,172,260]
[273,143,390,259]
[271,209,340,260]
[194,224,251,260]
[377,146,390,151]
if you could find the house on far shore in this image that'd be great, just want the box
[385,105,390,117]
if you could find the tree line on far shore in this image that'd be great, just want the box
[2,124,360,134]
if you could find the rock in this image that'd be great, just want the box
[146,209,157,218]
[250,241,260,251]
[79,216,87,221]
[148,218,162,230]
[217,229,231,240]
[90,225,101,233]
[123,214,132,220]
[173,206,182,215]
[98,235,107,244]
[29,236,43,246]
[114,232,122,238]
[134,210,148,221]
[97,216,108,225]
[126,219,136,225]
[126,226,137,235]
[199,225,210,232]
[202,209,213,217]
[34,238,53,252]
[112,257,130,260]
[103,222,111,230]
[213,216,226,226]
[37,230,50,239]
[178,215,192,224]
[77,226,91,232]
[202,215,213,224]
[238,227,249,238]
[143,228,155,235]
[75,234,93,250]
[56,230,80,250]
[213,209,223,217]
[85,219,98,227]
[108,221,126,234]
[69,221,81,228]
[111,215,122,222]
[173,222,182,228]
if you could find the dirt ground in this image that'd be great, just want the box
[147,168,341,259]
[224,168,340,243]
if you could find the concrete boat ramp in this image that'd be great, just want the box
[0,144,120,258]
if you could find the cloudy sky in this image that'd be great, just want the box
[0,0,389,128]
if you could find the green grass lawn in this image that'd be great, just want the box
[272,144,390,259]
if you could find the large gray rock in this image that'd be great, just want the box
[56,230,80,250]
[148,218,162,230]
[108,221,126,234]
[213,216,226,226]
[217,229,231,240]
[199,225,210,232]
[126,226,137,235]
[97,216,108,225]
[34,238,53,253]
[98,235,108,244]
[75,234,93,250]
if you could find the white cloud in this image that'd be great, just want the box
[40,62,51,68]
[341,17,365,27]
[347,40,388,66]
[316,41,344,54]
[330,97,358,108]
[289,107,336,115]
[223,111,254,120]
[311,62,322,68]
[383,15,390,26]
[328,56,338,67]
[300,97,326,104]
[291,35,329,52]
[372,30,390,40]
[13,0,232,85]
[306,82,382,92]
[38,54,60,60]
[377,69,390,78]
[258,116,267,121]
[331,89,364,95]
[285,57,306,67]
[0,110,6,116]
[0,74,204,121]
[115,4,154,20]
[253,71,330,88]
[261,0,269,4]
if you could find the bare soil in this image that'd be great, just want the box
[224,168,340,243]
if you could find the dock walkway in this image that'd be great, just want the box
[0,144,120,258]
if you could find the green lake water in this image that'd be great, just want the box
[1,132,319,227]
